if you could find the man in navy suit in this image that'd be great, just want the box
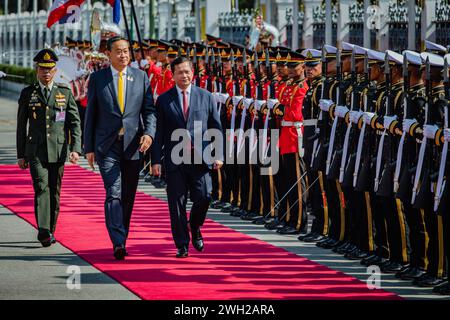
[84,36,156,260]
[151,56,223,258]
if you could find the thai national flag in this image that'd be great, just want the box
[47,0,86,28]
[107,0,121,24]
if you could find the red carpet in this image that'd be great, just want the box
[0,165,400,300]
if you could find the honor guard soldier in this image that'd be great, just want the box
[16,48,82,247]
[394,50,428,281]
[297,48,326,242]
[433,52,450,295]
[409,51,447,287]
[272,50,308,235]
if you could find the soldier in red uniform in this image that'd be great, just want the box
[273,51,308,235]
[155,41,176,97]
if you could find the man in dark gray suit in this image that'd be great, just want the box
[151,57,223,258]
[84,36,156,260]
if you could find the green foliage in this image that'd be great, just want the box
[0,64,36,85]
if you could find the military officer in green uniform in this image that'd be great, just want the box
[16,48,82,247]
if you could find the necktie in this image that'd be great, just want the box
[182,90,189,120]
[118,71,124,113]
[44,87,49,101]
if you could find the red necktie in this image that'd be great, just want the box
[182,90,188,120]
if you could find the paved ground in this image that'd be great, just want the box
[0,94,448,300]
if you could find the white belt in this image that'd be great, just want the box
[303,119,318,126]
[281,121,304,157]
[281,120,303,128]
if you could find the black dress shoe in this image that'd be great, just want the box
[321,238,339,249]
[334,242,351,254]
[114,245,126,260]
[381,261,405,273]
[298,232,314,241]
[315,236,330,247]
[50,234,56,244]
[191,228,204,252]
[265,221,285,230]
[433,281,450,294]
[241,212,259,221]
[303,233,324,243]
[395,265,413,278]
[252,217,267,225]
[278,226,300,235]
[416,275,446,287]
[176,247,189,258]
[230,209,245,217]
[220,203,234,212]
[400,267,426,280]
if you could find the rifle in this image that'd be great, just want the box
[325,49,342,175]
[393,53,411,195]
[231,49,240,96]
[374,54,395,195]
[311,46,329,170]
[243,49,251,98]
[435,56,450,211]
[412,57,432,206]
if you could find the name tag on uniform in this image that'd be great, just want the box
[55,111,66,122]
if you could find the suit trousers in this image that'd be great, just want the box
[166,164,212,249]
[97,139,141,247]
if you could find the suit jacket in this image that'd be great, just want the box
[84,66,156,160]
[16,82,81,163]
[151,85,223,172]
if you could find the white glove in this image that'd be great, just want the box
[140,59,149,68]
[255,100,266,111]
[319,99,334,112]
[130,61,139,69]
[363,112,376,125]
[243,98,253,109]
[383,115,397,129]
[219,93,229,104]
[444,129,450,142]
[0,71,6,79]
[267,98,279,110]
[232,95,244,107]
[335,105,349,118]
[423,124,439,140]
[212,92,220,105]
[402,118,417,133]
[349,110,363,124]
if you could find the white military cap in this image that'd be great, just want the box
[403,50,422,66]
[367,49,385,62]
[386,50,403,64]
[420,52,444,67]
[341,42,354,52]
[425,40,447,56]
[302,48,322,66]
[323,45,337,55]
[353,45,368,57]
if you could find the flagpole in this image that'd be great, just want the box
[129,0,146,58]
[119,0,135,61]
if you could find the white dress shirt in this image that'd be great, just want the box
[176,84,191,114]
[39,81,54,99]
[110,65,128,108]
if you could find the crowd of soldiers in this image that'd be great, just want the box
[60,34,450,295]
